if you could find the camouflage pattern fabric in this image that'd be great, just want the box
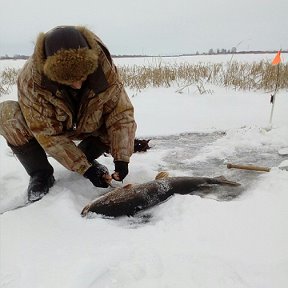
[0,27,136,175]
[0,100,33,146]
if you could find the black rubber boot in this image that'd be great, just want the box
[9,139,55,202]
[78,136,109,163]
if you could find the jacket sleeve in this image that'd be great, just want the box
[18,85,92,175]
[89,33,137,163]
[103,83,137,163]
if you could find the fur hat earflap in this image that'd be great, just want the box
[43,48,99,83]
[43,26,99,84]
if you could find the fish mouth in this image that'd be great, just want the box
[81,204,91,217]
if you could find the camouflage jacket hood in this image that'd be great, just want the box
[17,26,136,174]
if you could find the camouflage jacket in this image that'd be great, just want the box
[17,27,136,175]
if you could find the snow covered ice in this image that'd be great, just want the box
[0,54,288,288]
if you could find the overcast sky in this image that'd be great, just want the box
[1,0,287,56]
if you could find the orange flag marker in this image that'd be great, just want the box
[272,51,281,65]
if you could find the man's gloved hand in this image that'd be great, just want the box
[112,161,129,181]
[84,161,110,188]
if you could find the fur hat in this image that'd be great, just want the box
[43,26,99,84]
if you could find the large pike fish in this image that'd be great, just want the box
[81,172,240,217]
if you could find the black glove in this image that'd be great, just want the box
[114,161,129,181]
[84,161,109,188]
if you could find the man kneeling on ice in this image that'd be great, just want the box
[0,26,136,202]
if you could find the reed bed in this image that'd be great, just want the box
[119,60,288,93]
[1,59,287,96]
[0,67,18,96]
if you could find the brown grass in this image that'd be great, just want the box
[119,60,288,93]
[1,60,287,96]
[0,67,19,96]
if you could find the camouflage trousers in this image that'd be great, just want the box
[0,100,34,146]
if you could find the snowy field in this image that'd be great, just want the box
[0,54,288,288]
[114,53,277,66]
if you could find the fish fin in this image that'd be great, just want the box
[123,184,133,189]
[213,176,241,186]
[155,171,169,180]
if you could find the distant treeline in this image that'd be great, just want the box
[0,54,151,60]
[1,50,287,60]
[0,54,29,60]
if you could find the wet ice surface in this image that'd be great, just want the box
[144,132,284,201]
[127,131,285,225]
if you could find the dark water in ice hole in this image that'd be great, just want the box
[142,132,284,202]
[125,131,285,225]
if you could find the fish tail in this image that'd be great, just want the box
[212,176,241,186]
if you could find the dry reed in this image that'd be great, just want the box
[119,60,288,93]
[1,59,287,96]
[0,67,19,96]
